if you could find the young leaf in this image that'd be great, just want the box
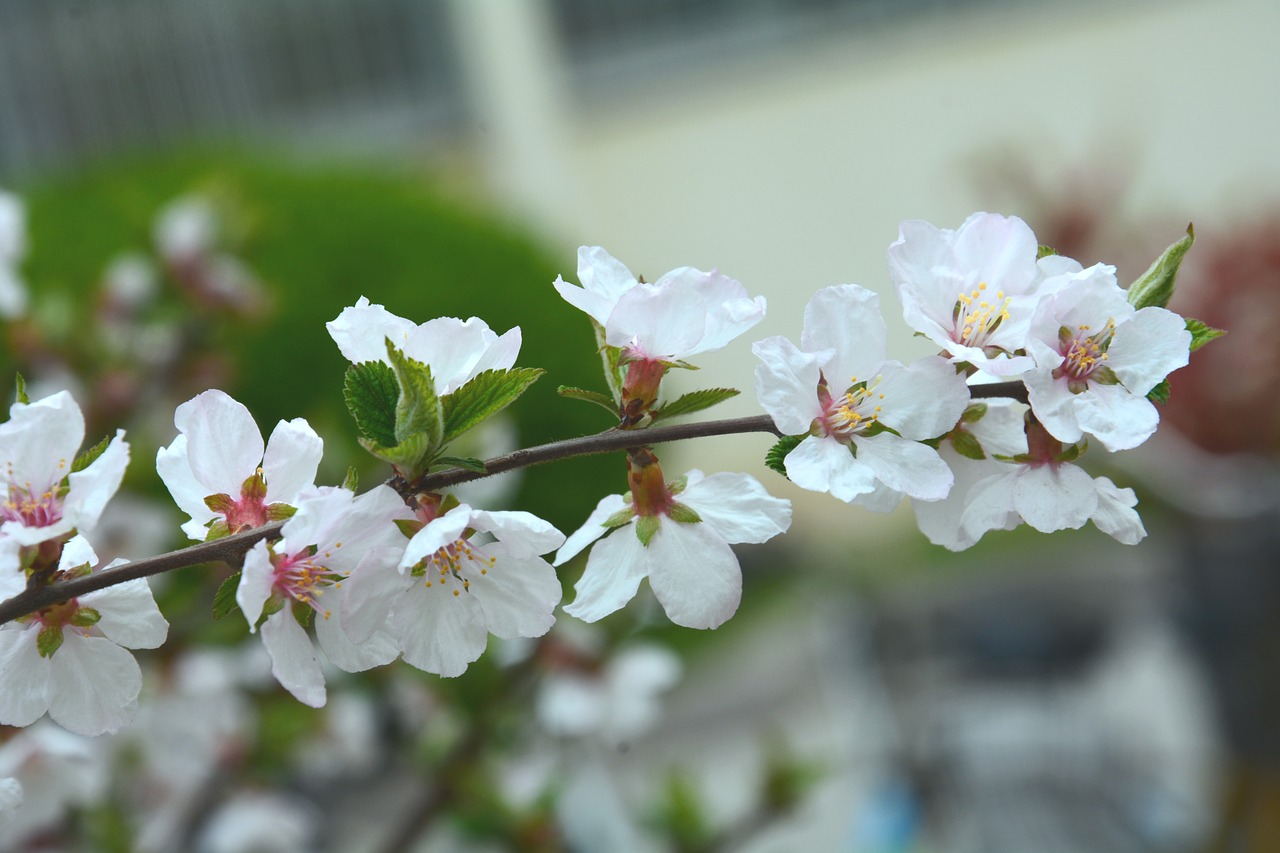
[213,572,242,620]
[442,368,544,442]
[37,625,64,659]
[1185,316,1226,351]
[949,429,986,461]
[343,361,399,448]
[385,342,443,453]
[435,455,488,474]
[1147,379,1171,405]
[359,433,431,474]
[557,385,619,415]
[341,466,359,492]
[651,388,741,423]
[765,435,804,477]
[14,372,29,405]
[1037,244,1058,259]
[71,435,111,473]
[1127,223,1194,309]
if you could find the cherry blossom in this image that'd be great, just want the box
[1,389,129,548]
[556,460,791,630]
[536,642,681,745]
[0,536,168,736]
[156,389,322,541]
[0,723,107,845]
[0,188,26,319]
[237,485,409,707]
[753,285,970,504]
[326,296,520,394]
[1023,263,1192,451]
[343,501,564,677]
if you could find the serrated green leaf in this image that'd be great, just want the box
[359,433,431,474]
[635,515,660,546]
[385,342,443,454]
[14,372,29,405]
[1147,379,1171,405]
[1127,224,1195,309]
[557,385,619,414]
[950,430,986,460]
[651,388,741,423]
[213,572,242,621]
[1186,316,1226,351]
[1037,244,1058,259]
[37,625,64,658]
[442,368,544,442]
[765,435,804,477]
[436,455,488,474]
[343,361,399,448]
[71,435,111,474]
[668,502,701,524]
[341,466,359,492]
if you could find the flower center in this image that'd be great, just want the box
[1053,320,1115,390]
[951,282,1011,348]
[416,538,495,598]
[819,374,885,440]
[2,479,65,530]
[272,546,346,619]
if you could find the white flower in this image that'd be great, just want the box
[555,246,766,364]
[1,189,28,320]
[1023,263,1192,451]
[536,643,681,745]
[195,791,320,853]
[0,390,129,547]
[326,297,520,395]
[753,285,970,504]
[344,502,564,678]
[0,536,168,735]
[556,468,791,630]
[888,212,1049,375]
[0,723,107,845]
[156,389,322,541]
[237,485,409,707]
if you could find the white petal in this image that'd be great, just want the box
[968,398,1030,457]
[469,326,523,377]
[262,419,323,505]
[1091,476,1146,545]
[1024,369,1085,445]
[959,469,1024,540]
[394,586,489,677]
[155,434,218,540]
[554,493,629,566]
[605,282,709,359]
[261,612,326,708]
[785,435,876,502]
[57,535,97,571]
[47,635,141,735]
[1011,464,1098,533]
[314,601,399,673]
[800,285,887,383]
[81,579,168,649]
[678,471,790,544]
[0,390,85,492]
[404,316,503,394]
[1073,383,1160,451]
[62,431,129,535]
[912,449,1003,551]
[341,548,413,644]
[1108,307,1192,395]
[853,433,954,501]
[875,357,970,440]
[0,539,23,603]
[173,390,263,495]
[0,627,50,726]
[752,336,823,435]
[468,544,561,639]
[553,246,638,324]
[400,504,473,570]
[326,297,417,364]
[236,542,277,631]
[646,520,742,630]
[951,213,1040,295]
[469,510,565,559]
[537,675,606,737]
[563,528,647,623]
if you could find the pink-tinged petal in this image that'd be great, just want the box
[394,586,489,677]
[262,419,322,505]
[57,535,97,571]
[0,627,49,726]
[1073,383,1160,452]
[1108,307,1192,395]
[553,246,638,325]
[1024,369,1084,445]
[82,579,167,649]
[752,336,823,435]
[341,547,413,644]
[1012,464,1097,533]
[800,285,888,384]
[0,390,84,491]
[876,357,970,440]
[403,316,500,394]
[853,433,954,501]
[400,504,473,571]
[646,521,741,630]
[912,449,1001,551]
[325,297,417,364]
[469,510,564,559]
[314,602,399,673]
[156,435,218,540]
[605,283,707,358]
[784,435,876,503]
[468,326,523,378]
[665,269,766,355]
[889,219,963,314]
[317,485,413,572]
[1091,477,1146,545]
[950,213,1040,295]
[63,431,129,536]
[678,471,790,545]
[563,528,647,622]
[236,542,277,631]
[468,544,561,640]
[555,493,630,566]
[261,612,326,707]
[174,390,263,495]
[47,635,140,735]
[280,486,353,554]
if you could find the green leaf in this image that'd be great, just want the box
[37,625,64,658]
[1186,316,1226,351]
[342,466,359,492]
[292,599,314,628]
[14,372,29,405]
[395,518,423,540]
[435,455,488,474]
[651,388,741,423]
[255,596,285,631]
[668,502,701,524]
[204,519,231,542]
[1127,223,1195,309]
[950,429,986,460]
[557,385,619,415]
[960,402,988,424]
[635,515,660,546]
[595,321,627,401]
[442,368,544,442]
[71,435,111,474]
[343,361,399,448]
[1037,244,1058,259]
[385,342,443,453]
[213,572,242,620]
[359,433,431,474]
[1147,379,1171,405]
[603,508,635,530]
[765,435,804,477]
